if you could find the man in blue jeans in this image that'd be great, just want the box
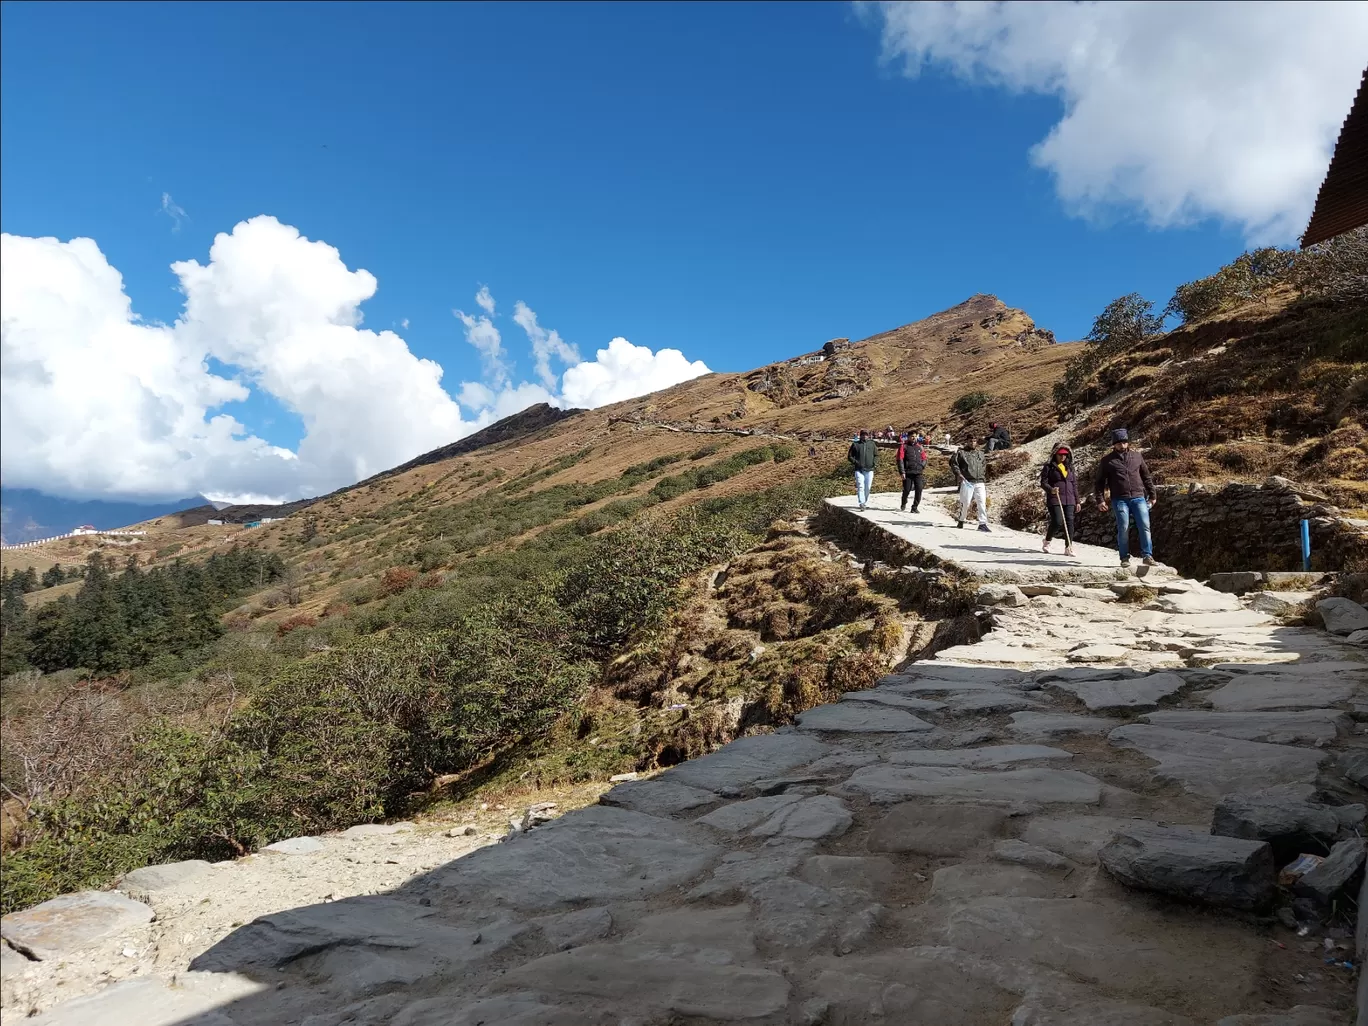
[1093,428,1157,568]
[847,429,878,511]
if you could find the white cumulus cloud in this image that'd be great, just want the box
[1,223,713,503]
[2,217,471,502]
[868,1,1368,242]
[561,337,711,409]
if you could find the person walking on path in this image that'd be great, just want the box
[952,437,990,531]
[985,422,1012,452]
[848,429,878,511]
[897,433,928,513]
[1039,443,1078,557]
[1093,428,1157,568]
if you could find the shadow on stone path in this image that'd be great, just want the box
[10,497,1368,1026]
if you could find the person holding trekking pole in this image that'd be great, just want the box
[1039,443,1077,557]
[1093,428,1157,568]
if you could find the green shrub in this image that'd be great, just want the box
[951,391,990,415]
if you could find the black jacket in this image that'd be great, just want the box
[897,441,928,476]
[988,425,1012,447]
[847,439,878,472]
[1093,449,1154,501]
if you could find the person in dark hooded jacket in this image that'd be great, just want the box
[896,433,928,513]
[1039,443,1077,556]
[985,422,1012,452]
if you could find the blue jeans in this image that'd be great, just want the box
[1113,496,1153,559]
[854,470,874,506]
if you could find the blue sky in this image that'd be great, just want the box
[1,1,1361,500]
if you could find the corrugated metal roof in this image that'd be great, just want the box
[1303,68,1368,248]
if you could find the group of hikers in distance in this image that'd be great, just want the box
[846,423,1157,568]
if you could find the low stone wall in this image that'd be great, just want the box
[1072,477,1368,578]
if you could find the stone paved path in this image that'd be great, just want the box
[5,496,1367,1025]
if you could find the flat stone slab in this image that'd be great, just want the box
[1108,725,1326,797]
[600,778,720,817]
[534,907,614,950]
[1008,711,1116,738]
[662,733,827,795]
[840,690,945,712]
[991,838,1074,872]
[1,891,153,961]
[1204,675,1358,712]
[1037,667,1141,684]
[937,896,1261,1009]
[941,689,1041,714]
[839,765,1104,806]
[887,744,1073,769]
[1141,709,1347,745]
[799,855,897,893]
[427,805,721,909]
[1049,671,1185,711]
[1100,822,1275,911]
[117,860,214,901]
[23,972,265,1026]
[498,906,789,1020]
[263,836,325,855]
[896,663,1027,685]
[1021,815,1151,864]
[867,803,1007,856]
[1066,644,1132,663]
[699,794,852,840]
[797,702,934,733]
[1152,591,1244,614]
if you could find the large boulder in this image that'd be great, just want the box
[1316,597,1368,636]
[1099,822,1275,911]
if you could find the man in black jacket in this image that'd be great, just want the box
[847,429,878,511]
[896,433,928,513]
[1093,428,1157,568]
[985,422,1012,452]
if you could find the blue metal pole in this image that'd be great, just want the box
[1301,519,1311,572]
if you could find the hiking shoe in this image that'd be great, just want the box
[1064,545,1076,557]
[900,504,907,513]
[957,520,965,529]
[1041,539,1051,553]
[910,506,919,513]
[1143,556,1157,566]
[978,524,991,533]
[1120,557,1132,568]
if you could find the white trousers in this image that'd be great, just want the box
[958,480,988,525]
[854,469,874,506]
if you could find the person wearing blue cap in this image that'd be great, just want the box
[1093,428,1157,568]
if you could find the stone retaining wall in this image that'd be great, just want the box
[1072,477,1368,578]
